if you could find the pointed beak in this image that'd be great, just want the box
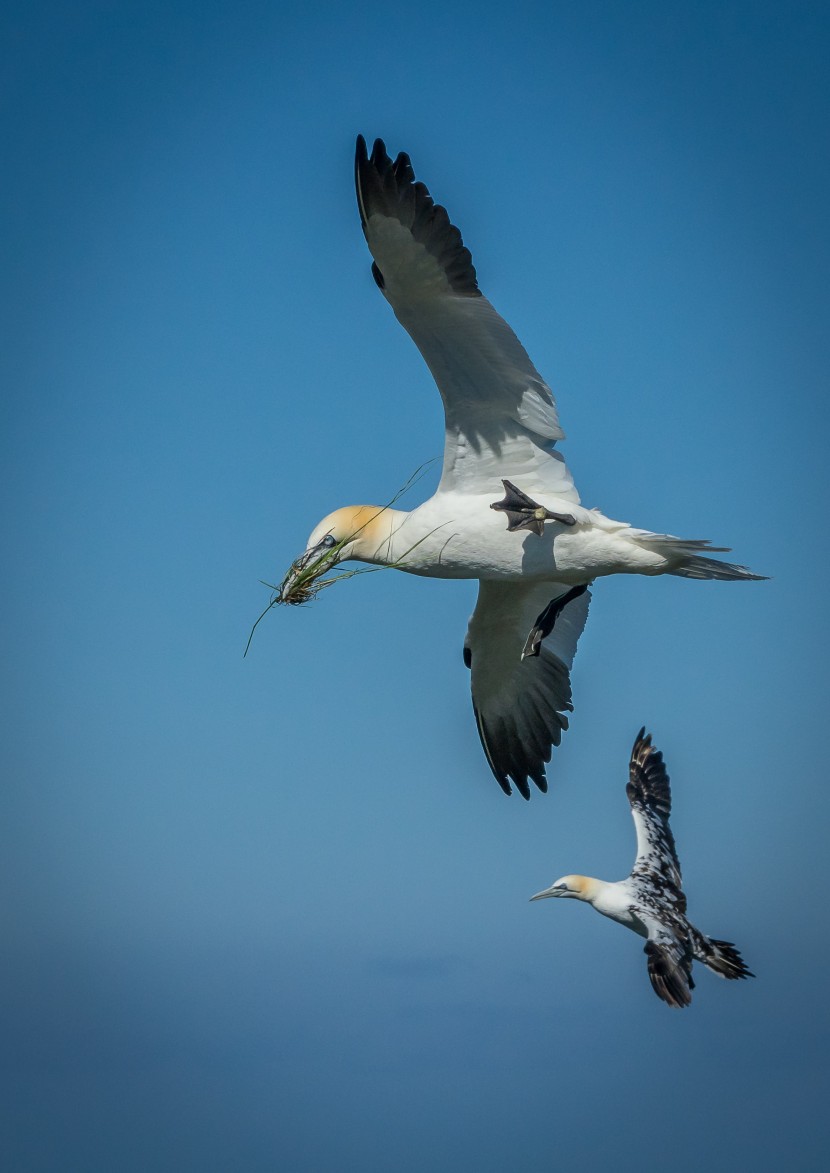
[279,542,339,603]
[289,545,327,579]
[529,886,559,902]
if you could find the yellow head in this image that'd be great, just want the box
[279,504,404,605]
[529,875,594,902]
[304,505,396,565]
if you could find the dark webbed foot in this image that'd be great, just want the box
[521,584,589,659]
[490,479,576,537]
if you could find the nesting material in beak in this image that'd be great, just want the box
[278,544,340,605]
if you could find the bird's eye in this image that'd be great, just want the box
[321,534,337,549]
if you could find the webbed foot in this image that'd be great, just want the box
[521,584,589,659]
[490,479,576,537]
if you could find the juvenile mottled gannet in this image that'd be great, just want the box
[531,730,754,1007]
[283,137,764,799]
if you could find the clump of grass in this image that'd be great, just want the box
[244,460,437,657]
[276,533,365,606]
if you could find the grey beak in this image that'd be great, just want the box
[280,542,338,602]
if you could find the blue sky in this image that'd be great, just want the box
[2,1,828,1169]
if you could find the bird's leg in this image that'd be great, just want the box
[521,584,588,660]
[490,479,576,537]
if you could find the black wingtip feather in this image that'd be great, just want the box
[627,728,672,822]
[371,137,390,166]
[353,133,480,296]
[472,705,552,799]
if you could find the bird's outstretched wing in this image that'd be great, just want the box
[354,136,579,503]
[627,729,683,893]
[463,581,590,798]
[642,923,695,1009]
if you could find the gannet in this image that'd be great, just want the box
[283,136,764,799]
[531,729,754,1007]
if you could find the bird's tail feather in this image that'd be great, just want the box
[669,555,766,581]
[693,934,754,981]
[637,534,767,581]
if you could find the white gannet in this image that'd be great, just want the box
[283,137,764,799]
[531,729,754,1007]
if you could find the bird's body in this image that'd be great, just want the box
[531,730,754,1007]
[284,136,764,798]
[319,496,745,583]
